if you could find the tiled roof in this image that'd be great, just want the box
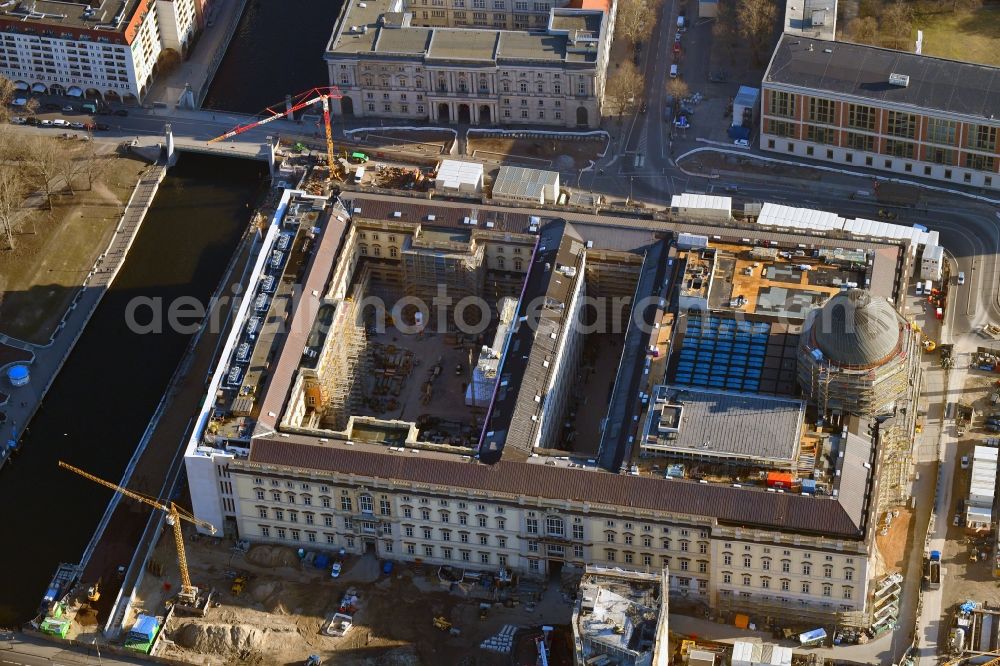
[247,437,865,537]
[346,197,537,234]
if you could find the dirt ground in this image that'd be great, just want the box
[936,371,1000,625]
[356,327,483,445]
[875,508,914,573]
[147,536,575,666]
[0,146,148,343]
[468,136,606,170]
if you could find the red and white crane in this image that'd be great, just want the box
[209,86,344,180]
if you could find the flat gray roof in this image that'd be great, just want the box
[765,34,1000,122]
[428,30,498,60]
[644,385,804,465]
[493,165,560,199]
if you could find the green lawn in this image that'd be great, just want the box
[914,5,1000,66]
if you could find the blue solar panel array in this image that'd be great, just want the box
[673,317,771,392]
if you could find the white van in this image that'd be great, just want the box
[924,279,932,294]
[676,15,685,31]
[669,64,678,78]
[915,281,923,296]
[354,166,365,184]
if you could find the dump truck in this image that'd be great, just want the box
[924,550,941,589]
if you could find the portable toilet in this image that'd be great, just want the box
[6,364,29,387]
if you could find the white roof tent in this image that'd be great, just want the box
[671,193,732,212]
[491,165,560,204]
[757,203,931,245]
[434,160,484,194]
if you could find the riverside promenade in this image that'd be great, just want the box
[0,164,167,472]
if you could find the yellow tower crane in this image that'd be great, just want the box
[58,461,216,606]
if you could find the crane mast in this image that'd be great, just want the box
[58,461,216,606]
[209,87,345,181]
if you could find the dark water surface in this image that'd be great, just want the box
[0,154,267,625]
[203,0,344,114]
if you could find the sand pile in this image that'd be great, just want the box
[174,622,297,658]
[246,545,299,568]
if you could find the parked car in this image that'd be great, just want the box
[961,456,970,469]
[669,64,678,78]
[957,271,966,285]
[330,562,342,578]
[9,116,26,125]
[39,119,53,127]
[70,122,86,130]
[734,138,750,148]
[52,119,68,127]
[62,104,75,112]
[113,109,129,117]
[674,32,682,43]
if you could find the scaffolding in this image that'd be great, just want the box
[317,269,372,429]
[716,592,868,630]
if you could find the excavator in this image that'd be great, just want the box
[59,461,216,607]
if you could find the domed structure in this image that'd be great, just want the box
[798,289,918,417]
[811,289,904,368]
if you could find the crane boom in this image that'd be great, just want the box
[208,86,345,181]
[58,461,215,605]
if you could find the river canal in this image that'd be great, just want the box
[0,154,267,625]
[203,0,345,114]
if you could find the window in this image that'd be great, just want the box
[605,549,616,562]
[496,518,505,530]
[607,533,616,543]
[480,552,490,564]
[723,573,732,584]
[422,528,432,539]
[402,507,412,518]
[823,565,833,579]
[844,568,854,581]
[256,490,265,501]
[460,533,469,543]
[781,560,790,573]
[422,509,432,521]
[573,524,584,540]
[528,541,539,552]
[625,535,633,546]
[765,118,795,136]
[479,534,489,545]
[781,579,790,591]
[424,545,434,558]
[574,545,584,558]
[886,110,917,139]
[545,516,564,536]
[743,575,751,586]
[458,514,468,526]
[324,516,334,527]
[967,124,998,152]
[478,515,487,527]
[844,132,875,153]
[926,117,957,145]
[801,582,810,594]
[440,512,450,523]
[768,90,795,118]
[260,526,270,538]
[723,554,732,566]
[885,139,915,158]
[276,527,287,539]
[359,495,374,513]
[624,553,634,564]
[258,507,268,519]
[802,563,811,576]
[965,154,997,172]
[847,104,876,131]
[808,97,835,124]
[679,559,689,571]
[441,530,451,541]
[805,125,836,144]
[341,496,352,511]
[822,584,832,597]
[743,556,752,568]
[526,518,538,534]
[274,509,284,521]
[761,577,770,589]
[843,586,853,600]
[404,526,414,537]
[406,544,416,555]
[272,491,282,502]
[928,146,955,164]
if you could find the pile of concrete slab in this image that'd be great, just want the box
[480,624,518,653]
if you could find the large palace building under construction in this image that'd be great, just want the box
[185,189,928,632]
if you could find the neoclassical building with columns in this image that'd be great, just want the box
[323,0,611,128]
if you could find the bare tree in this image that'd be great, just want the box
[78,137,111,191]
[881,0,914,50]
[58,146,89,196]
[24,136,61,210]
[604,61,645,116]
[615,0,652,49]
[0,164,25,250]
[713,0,739,64]
[0,76,14,123]
[952,0,981,12]
[846,16,880,45]
[736,0,778,67]
[666,78,690,101]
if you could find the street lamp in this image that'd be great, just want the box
[93,638,103,665]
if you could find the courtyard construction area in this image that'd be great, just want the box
[469,135,607,171]
[128,533,575,665]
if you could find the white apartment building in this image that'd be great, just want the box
[325,0,612,127]
[0,0,203,103]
